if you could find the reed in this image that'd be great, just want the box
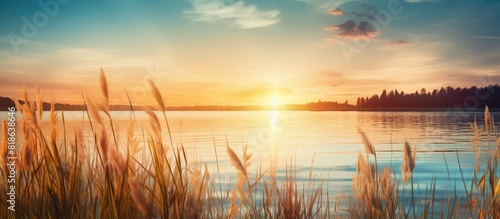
[485,105,492,139]
[128,176,152,218]
[358,127,376,156]
[1,120,7,165]
[401,141,416,185]
[99,67,109,109]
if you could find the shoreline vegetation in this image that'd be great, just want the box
[1,99,500,112]
[1,85,500,112]
[1,70,499,218]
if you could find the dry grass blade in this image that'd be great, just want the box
[380,167,394,201]
[128,177,152,218]
[100,67,109,106]
[85,98,103,126]
[127,116,141,155]
[474,149,481,172]
[495,179,500,198]
[21,139,34,171]
[496,137,500,160]
[109,148,126,174]
[243,146,252,170]
[72,126,86,161]
[127,116,135,140]
[226,146,247,177]
[478,168,488,191]
[1,120,7,164]
[485,105,492,139]
[412,145,416,164]
[470,116,481,149]
[36,85,43,121]
[20,85,37,128]
[50,96,58,124]
[189,168,202,197]
[357,127,376,156]
[352,174,360,191]
[149,79,166,112]
[144,107,161,135]
[227,189,240,219]
[357,153,374,184]
[401,141,416,184]
[98,68,111,117]
[98,128,109,165]
[49,96,58,145]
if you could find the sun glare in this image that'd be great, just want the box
[268,95,281,108]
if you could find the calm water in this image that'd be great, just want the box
[4,110,499,208]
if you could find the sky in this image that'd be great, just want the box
[1,0,499,107]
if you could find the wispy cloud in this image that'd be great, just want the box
[404,0,441,3]
[387,40,412,46]
[473,36,500,40]
[185,0,280,29]
[328,8,345,16]
[324,5,387,43]
[324,20,379,40]
[296,0,359,11]
[0,39,182,103]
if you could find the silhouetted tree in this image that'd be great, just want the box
[420,88,427,96]
[355,84,500,109]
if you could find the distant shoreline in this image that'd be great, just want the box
[343,107,500,112]
[1,96,498,112]
[1,108,498,112]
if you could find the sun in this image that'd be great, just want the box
[268,95,281,109]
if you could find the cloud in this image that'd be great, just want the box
[473,36,500,40]
[387,40,412,46]
[185,0,280,29]
[296,0,359,11]
[325,20,379,40]
[323,26,339,31]
[324,5,387,43]
[328,8,345,15]
[0,38,185,105]
[404,0,441,3]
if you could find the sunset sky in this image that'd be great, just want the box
[1,0,499,106]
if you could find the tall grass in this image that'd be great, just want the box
[0,70,499,218]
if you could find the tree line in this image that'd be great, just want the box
[356,85,500,109]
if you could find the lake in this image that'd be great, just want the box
[4,110,499,211]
